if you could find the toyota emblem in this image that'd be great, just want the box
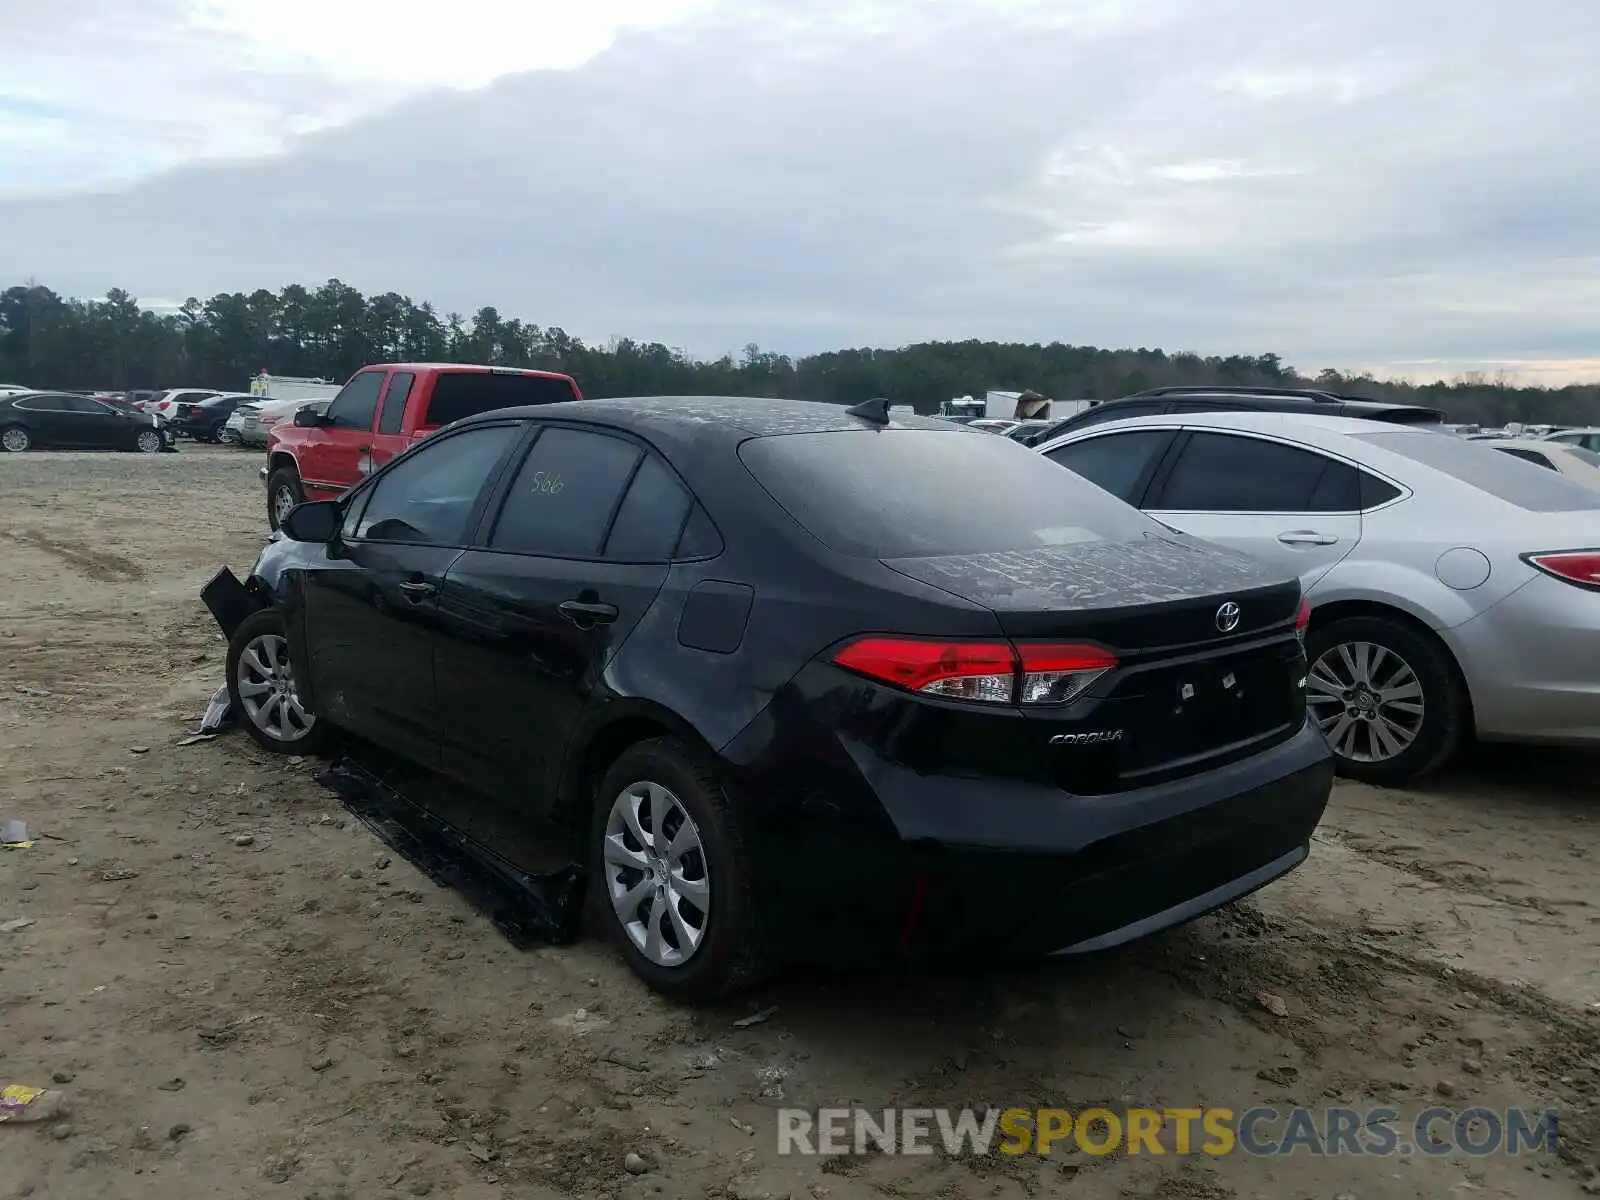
[1215,601,1241,633]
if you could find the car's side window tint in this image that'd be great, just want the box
[1045,431,1171,504]
[603,453,693,561]
[1155,432,1335,513]
[325,371,385,432]
[376,371,415,436]
[1306,459,1361,511]
[353,425,517,545]
[1357,471,1402,509]
[1497,447,1558,471]
[675,505,723,558]
[489,427,642,558]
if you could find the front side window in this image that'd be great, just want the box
[325,371,385,432]
[353,424,519,545]
[1045,430,1172,504]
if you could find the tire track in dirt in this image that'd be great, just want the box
[3,529,146,583]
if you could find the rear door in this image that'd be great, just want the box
[296,369,386,498]
[1143,430,1363,590]
[370,370,417,472]
[434,424,684,846]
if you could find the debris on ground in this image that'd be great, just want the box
[0,1086,70,1123]
[1,918,36,933]
[733,1006,778,1029]
[1256,990,1290,1017]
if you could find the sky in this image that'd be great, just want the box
[2,0,1599,383]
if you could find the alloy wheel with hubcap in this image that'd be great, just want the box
[1,426,29,452]
[135,429,163,453]
[235,631,317,744]
[602,780,711,968]
[1306,640,1425,763]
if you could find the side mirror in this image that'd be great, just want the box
[280,500,342,543]
[292,406,324,428]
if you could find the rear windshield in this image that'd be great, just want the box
[423,372,578,427]
[739,428,1160,557]
[1355,429,1600,511]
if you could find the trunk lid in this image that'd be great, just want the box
[881,535,1300,649]
[882,536,1308,794]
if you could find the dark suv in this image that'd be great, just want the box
[1020,387,1446,446]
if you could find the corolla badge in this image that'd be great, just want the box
[1049,730,1123,746]
[1214,601,1241,633]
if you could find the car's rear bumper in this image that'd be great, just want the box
[733,718,1333,966]
[1446,573,1600,744]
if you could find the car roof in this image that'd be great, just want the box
[362,362,577,379]
[1041,408,1424,444]
[453,394,959,446]
[1079,391,1441,421]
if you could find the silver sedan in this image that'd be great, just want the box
[1036,410,1600,785]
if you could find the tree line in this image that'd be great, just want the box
[1,279,1593,426]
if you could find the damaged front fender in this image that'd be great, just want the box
[200,566,274,641]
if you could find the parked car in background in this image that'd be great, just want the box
[145,388,221,420]
[0,383,30,397]
[968,418,1020,434]
[208,395,1331,998]
[1028,386,1446,445]
[237,397,331,448]
[1541,427,1600,452]
[262,362,583,528]
[1005,419,1053,444]
[1489,439,1600,486]
[168,392,254,442]
[0,391,173,453]
[1038,409,1600,785]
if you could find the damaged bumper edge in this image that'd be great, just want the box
[201,566,270,641]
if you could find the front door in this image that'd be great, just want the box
[299,421,526,764]
[433,425,687,856]
[296,369,387,499]
[1144,430,1362,591]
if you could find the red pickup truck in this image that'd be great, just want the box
[263,362,582,528]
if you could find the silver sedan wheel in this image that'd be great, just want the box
[602,780,711,968]
[235,631,317,742]
[272,484,298,526]
[1,427,29,452]
[1307,640,1425,763]
[135,429,163,453]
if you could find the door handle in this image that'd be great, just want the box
[558,599,619,627]
[1277,531,1339,546]
[399,580,436,601]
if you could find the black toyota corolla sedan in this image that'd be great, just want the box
[203,396,1333,1000]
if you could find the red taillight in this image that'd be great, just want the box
[831,636,1117,705]
[1524,550,1600,590]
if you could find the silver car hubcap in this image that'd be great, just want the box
[1307,640,1425,763]
[273,486,297,524]
[603,781,710,968]
[136,430,161,452]
[2,428,27,451]
[236,632,316,742]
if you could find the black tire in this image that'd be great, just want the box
[225,608,336,756]
[267,466,304,531]
[1304,614,1468,786]
[1,424,30,453]
[590,737,773,1002]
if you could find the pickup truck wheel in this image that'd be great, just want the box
[591,738,774,1002]
[267,467,304,531]
[226,609,334,755]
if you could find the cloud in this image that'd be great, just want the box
[2,0,1599,381]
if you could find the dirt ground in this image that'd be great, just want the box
[2,444,1598,1200]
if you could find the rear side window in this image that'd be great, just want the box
[1356,429,1600,511]
[20,395,66,411]
[490,427,640,557]
[377,371,414,435]
[326,371,384,432]
[1045,430,1172,504]
[1154,432,1341,513]
[1496,447,1557,471]
[739,429,1157,558]
[425,372,578,428]
[603,455,693,561]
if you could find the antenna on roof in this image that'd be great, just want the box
[846,396,892,425]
